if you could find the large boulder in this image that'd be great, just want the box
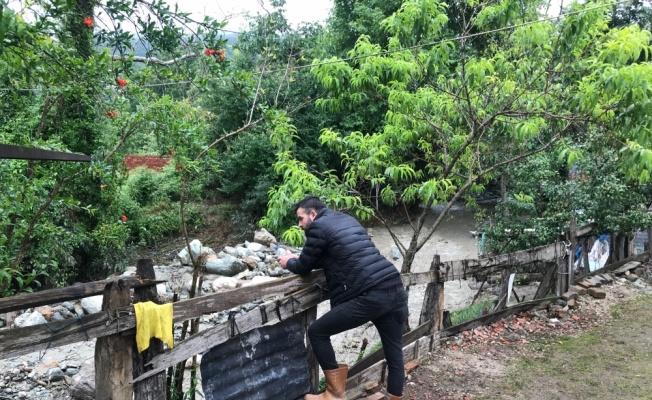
[14,310,46,327]
[205,254,245,277]
[212,277,240,291]
[178,239,203,265]
[254,228,277,246]
[70,359,94,400]
[81,295,103,315]
[246,241,265,253]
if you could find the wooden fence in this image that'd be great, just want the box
[0,226,648,399]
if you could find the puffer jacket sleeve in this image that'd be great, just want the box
[286,223,328,275]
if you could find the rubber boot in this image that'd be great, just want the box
[305,364,348,400]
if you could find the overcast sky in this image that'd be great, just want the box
[178,0,334,31]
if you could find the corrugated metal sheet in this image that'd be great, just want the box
[201,315,310,400]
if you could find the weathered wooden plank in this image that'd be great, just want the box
[132,260,167,400]
[0,270,441,360]
[419,255,443,335]
[401,271,436,286]
[612,261,642,275]
[347,321,431,377]
[303,306,320,393]
[95,280,133,400]
[438,242,565,282]
[574,222,595,237]
[132,286,328,384]
[574,252,650,283]
[0,277,165,314]
[0,144,91,162]
[440,297,559,337]
[345,334,435,395]
[0,271,327,360]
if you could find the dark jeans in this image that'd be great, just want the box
[307,284,409,396]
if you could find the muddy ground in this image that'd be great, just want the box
[401,280,652,400]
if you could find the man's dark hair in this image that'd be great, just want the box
[294,196,327,213]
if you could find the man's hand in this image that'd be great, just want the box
[279,253,299,269]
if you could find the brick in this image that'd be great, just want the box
[567,299,577,309]
[568,285,587,295]
[405,359,420,374]
[123,154,171,172]
[587,287,606,299]
[576,280,593,289]
[562,291,579,301]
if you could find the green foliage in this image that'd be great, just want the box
[450,300,495,326]
[485,133,652,254]
[268,0,652,273]
[118,166,206,246]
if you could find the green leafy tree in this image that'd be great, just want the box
[484,132,652,254]
[263,0,652,274]
[0,0,228,293]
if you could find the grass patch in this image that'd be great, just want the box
[481,294,652,399]
[450,300,494,325]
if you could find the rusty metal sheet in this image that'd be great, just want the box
[0,144,90,162]
[200,314,310,400]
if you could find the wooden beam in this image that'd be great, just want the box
[0,270,444,361]
[0,277,165,314]
[574,222,595,238]
[0,271,324,360]
[345,332,435,395]
[132,260,167,400]
[440,297,559,337]
[132,285,330,384]
[418,255,443,335]
[95,280,133,400]
[347,321,432,377]
[574,252,650,283]
[438,242,565,282]
[0,144,90,162]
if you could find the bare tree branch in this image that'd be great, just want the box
[112,53,198,66]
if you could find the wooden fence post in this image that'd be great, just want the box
[95,279,133,400]
[494,268,511,311]
[133,259,167,400]
[535,261,557,299]
[555,251,568,296]
[582,237,591,276]
[569,216,576,285]
[419,255,444,334]
[303,306,320,393]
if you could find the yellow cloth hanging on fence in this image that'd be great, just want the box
[134,301,174,353]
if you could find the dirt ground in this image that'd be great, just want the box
[400,279,652,400]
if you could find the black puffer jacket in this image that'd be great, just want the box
[286,208,400,306]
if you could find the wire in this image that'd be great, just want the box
[0,0,628,92]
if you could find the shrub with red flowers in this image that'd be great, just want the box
[204,48,225,62]
[116,78,128,87]
[83,17,93,28]
[120,215,128,222]
[106,110,118,118]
